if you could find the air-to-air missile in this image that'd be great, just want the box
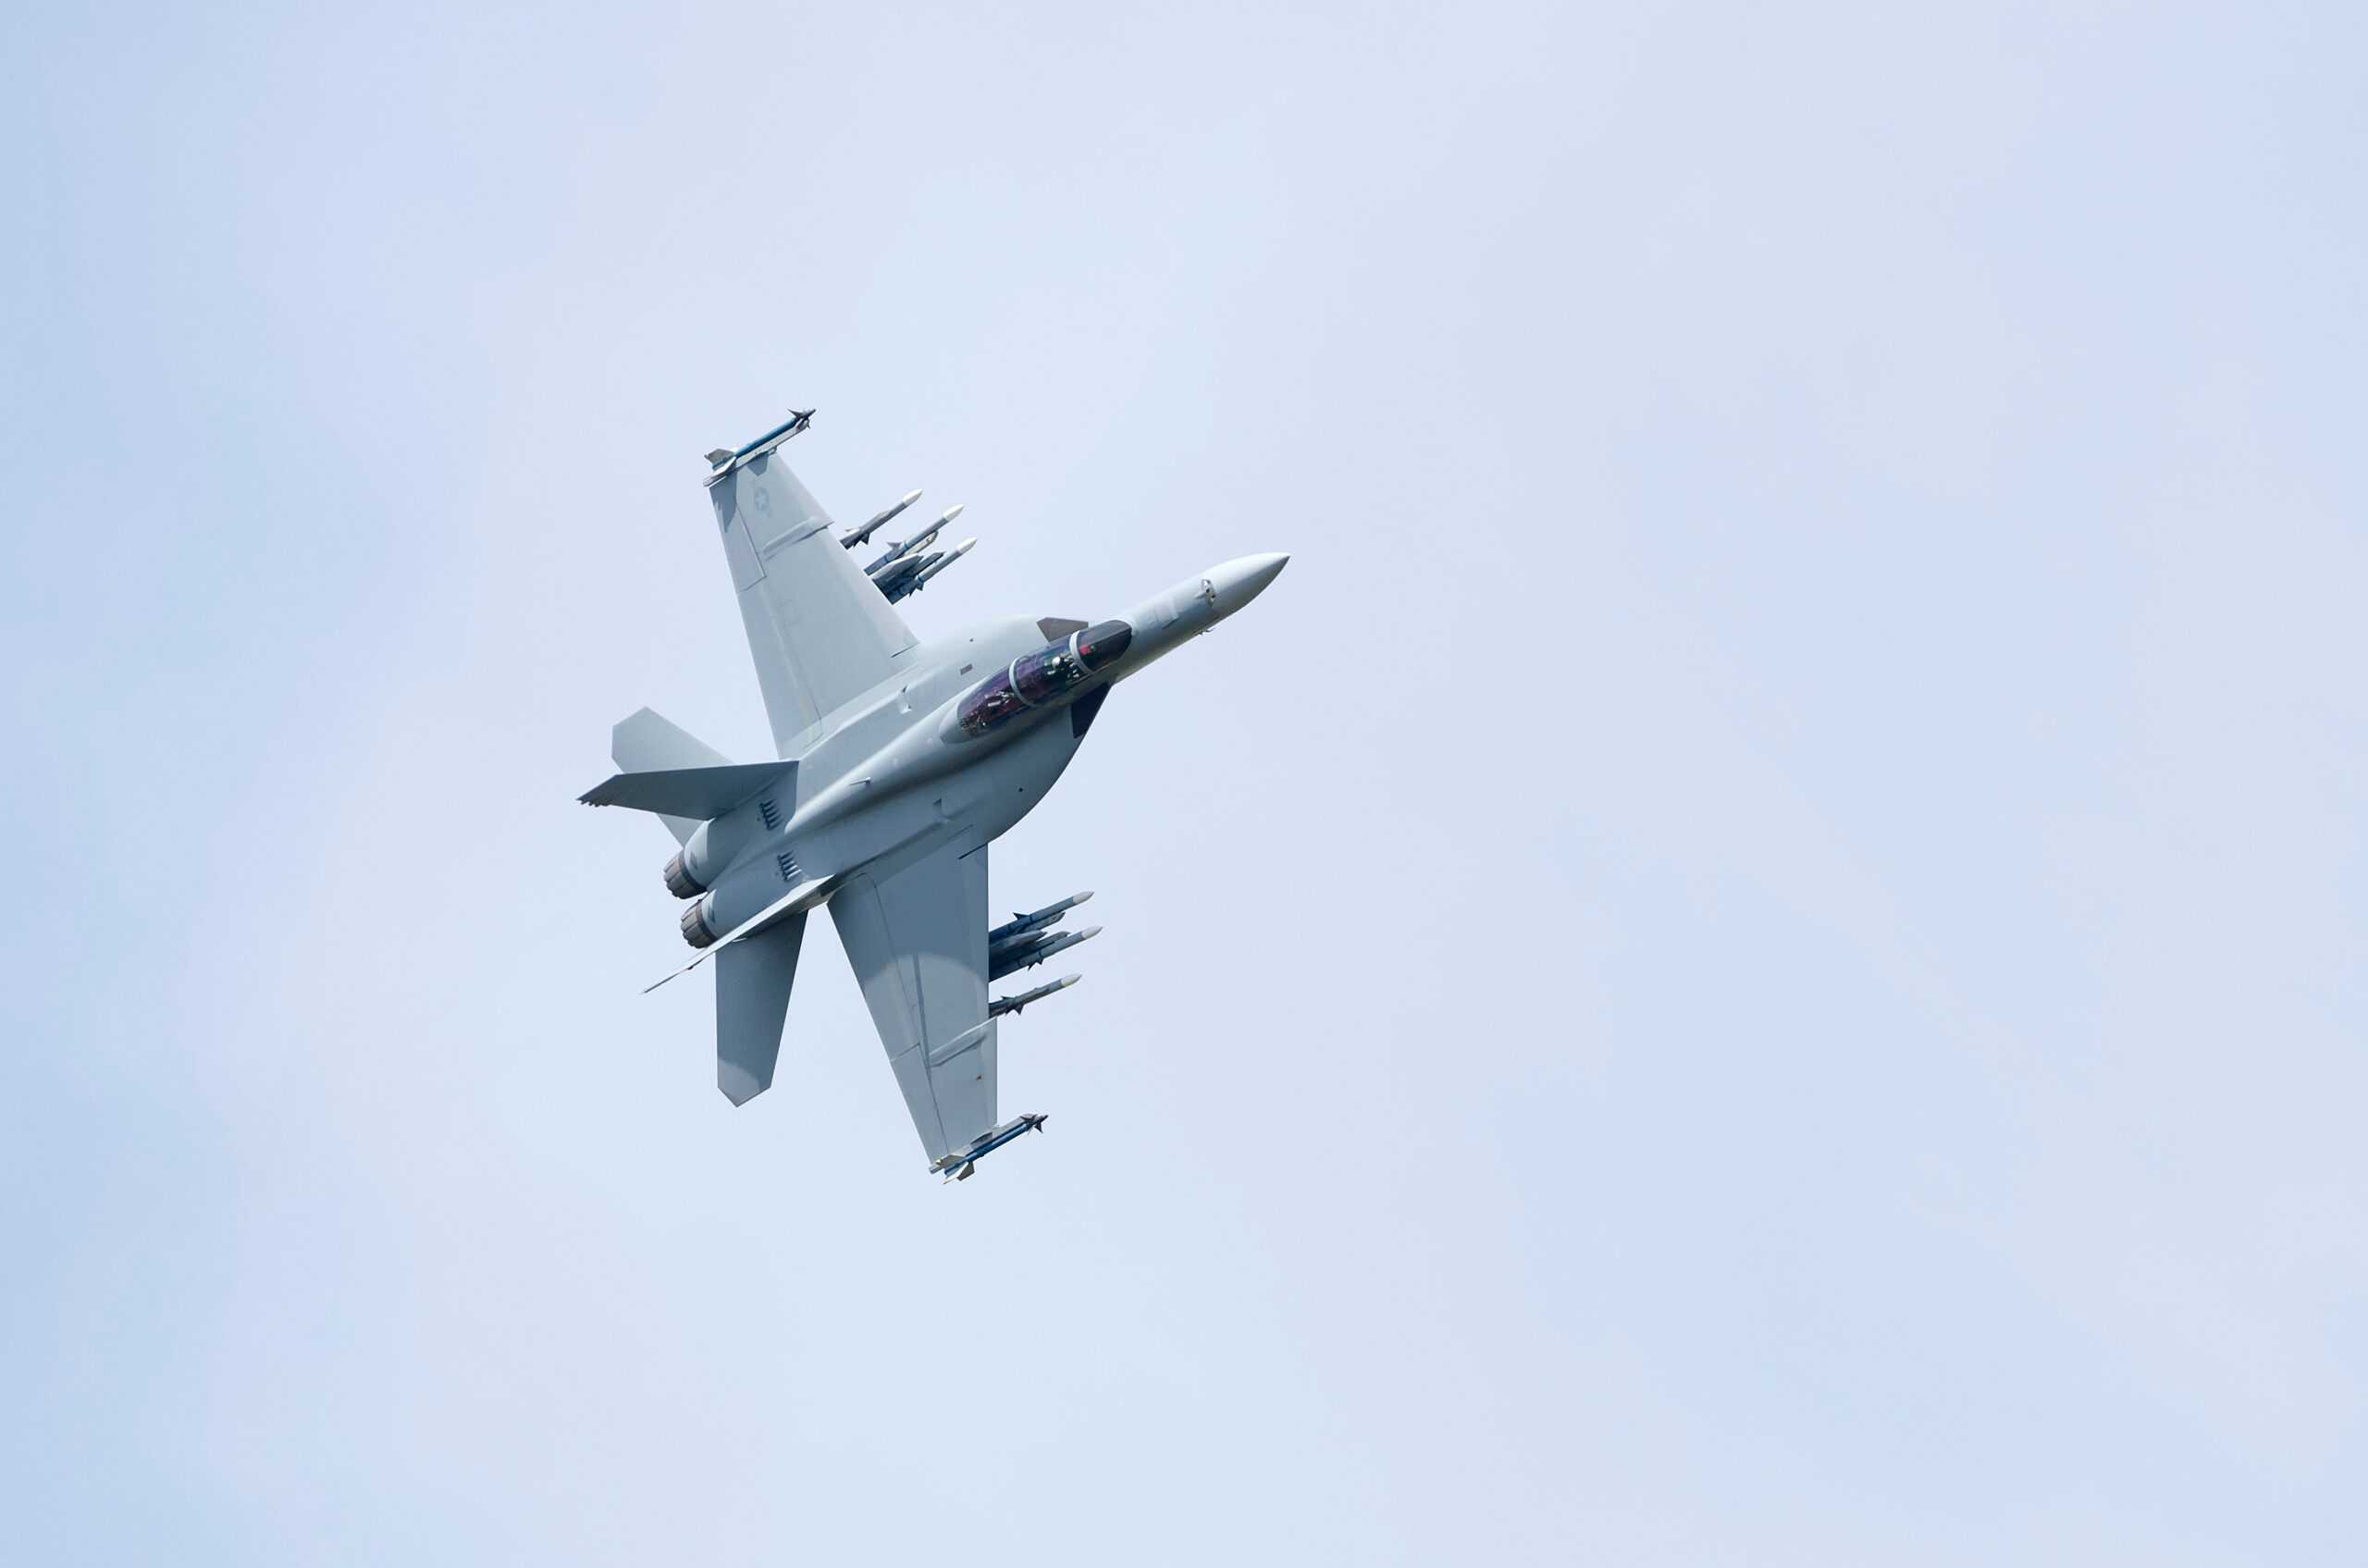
[990,972,1080,1019]
[988,891,1094,946]
[930,1111,1048,1181]
[865,504,962,575]
[703,410,813,478]
[987,916,1077,961]
[869,537,974,605]
[870,554,931,604]
[986,895,1094,974]
[840,488,922,550]
[908,537,975,592]
[865,530,935,578]
[988,923,1101,981]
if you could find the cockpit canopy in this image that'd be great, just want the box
[956,620,1133,738]
[1076,620,1131,670]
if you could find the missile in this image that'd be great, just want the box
[865,504,964,573]
[988,891,1093,946]
[988,913,1074,957]
[840,488,922,549]
[705,409,813,474]
[871,544,951,603]
[987,929,1044,962]
[990,973,1080,1019]
[930,1111,1048,1181]
[988,923,1101,981]
[909,537,976,591]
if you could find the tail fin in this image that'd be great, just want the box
[717,912,806,1105]
[608,708,732,846]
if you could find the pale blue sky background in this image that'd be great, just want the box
[5,2,2362,1561]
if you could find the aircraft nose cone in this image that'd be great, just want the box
[1208,551,1290,616]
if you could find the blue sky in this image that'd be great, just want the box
[5,2,2362,1560]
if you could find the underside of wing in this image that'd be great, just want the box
[708,447,918,754]
[828,833,996,1164]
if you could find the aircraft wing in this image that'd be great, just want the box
[829,833,999,1165]
[708,450,918,754]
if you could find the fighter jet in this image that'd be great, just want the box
[582,409,1288,1179]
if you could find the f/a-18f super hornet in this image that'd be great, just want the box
[583,410,1287,1179]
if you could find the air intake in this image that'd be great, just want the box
[758,797,781,831]
[777,850,800,883]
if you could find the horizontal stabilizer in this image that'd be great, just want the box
[580,760,793,821]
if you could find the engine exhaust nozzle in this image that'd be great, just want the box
[663,849,707,900]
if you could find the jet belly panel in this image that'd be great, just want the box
[962,711,1086,844]
[789,708,1082,890]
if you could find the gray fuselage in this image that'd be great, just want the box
[676,553,1286,945]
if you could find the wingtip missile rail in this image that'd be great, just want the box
[931,1112,1048,1181]
[703,409,813,483]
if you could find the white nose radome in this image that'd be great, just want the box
[1207,552,1289,617]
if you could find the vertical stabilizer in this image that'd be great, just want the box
[716,913,806,1105]
[610,708,732,846]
